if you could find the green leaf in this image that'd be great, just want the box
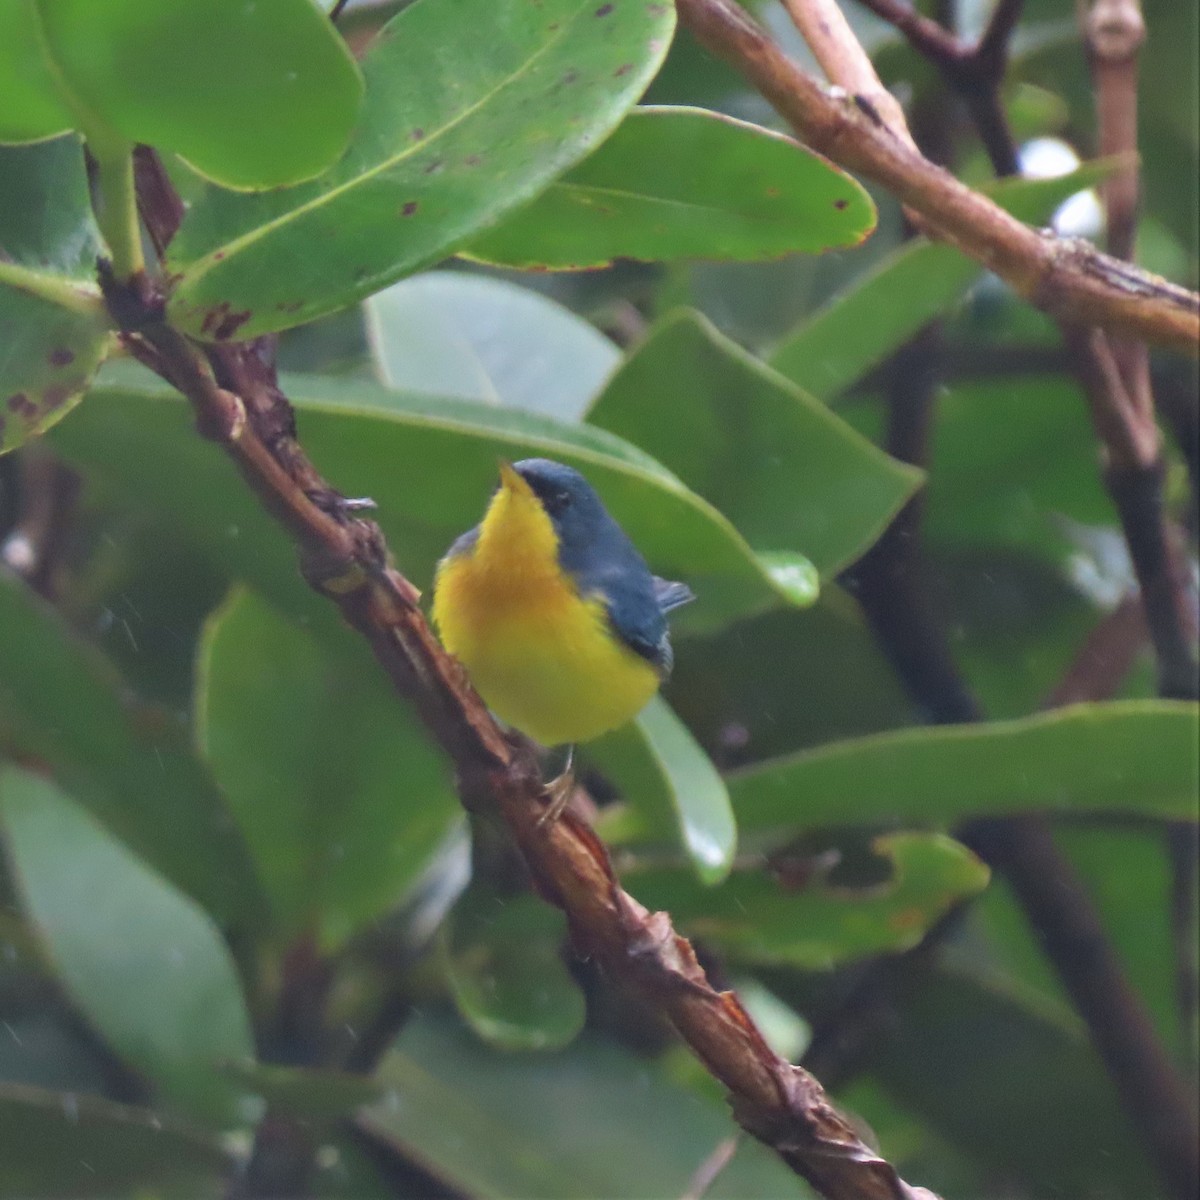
[769,160,1126,398]
[622,833,988,968]
[50,364,808,632]
[466,105,875,269]
[362,1011,813,1199]
[591,696,737,884]
[366,271,620,421]
[586,310,922,578]
[166,0,677,338]
[0,137,101,276]
[0,571,261,926]
[443,888,586,1051]
[0,1083,229,1199]
[198,589,461,952]
[0,138,110,455]
[0,5,73,143]
[732,701,1200,837]
[3,0,362,189]
[0,767,255,1123]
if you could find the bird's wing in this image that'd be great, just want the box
[592,568,674,677]
[652,577,695,613]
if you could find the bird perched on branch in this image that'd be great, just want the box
[432,458,693,816]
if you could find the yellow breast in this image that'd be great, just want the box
[431,479,660,746]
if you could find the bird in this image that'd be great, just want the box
[432,458,693,818]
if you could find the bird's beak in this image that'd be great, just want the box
[497,460,530,496]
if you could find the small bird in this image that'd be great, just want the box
[432,458,693,804]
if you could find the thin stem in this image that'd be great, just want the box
[0,259,106,318]
[92,145,145,280]
[782,0,917,147]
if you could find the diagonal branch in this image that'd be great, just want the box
[101,159,942,1200]
[674,0,1198,355]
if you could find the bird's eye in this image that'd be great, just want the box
[542,489,572,517]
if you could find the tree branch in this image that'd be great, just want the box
[674,0,1198,354]
[762,5,1198,1195]
[105,173,940,1200]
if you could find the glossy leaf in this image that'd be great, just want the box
[466,105,875,269]
[50,364,808,632]
[0,138,110,455]
[732,701,1200,837]
[167,0,677,338]
[623,833,988,967]
[443,888,586,1051]
[587,310,922,577]
[590,696,737,883]
[0,5,73,143]
[198,589,461,951]
[0,1083,229,1199]
[362,1012,813,1199]
[769,160,1125,397]
[366,271,619,421]
[0,571,261,926]
[2,0,362,190]
[0,768,255,1123]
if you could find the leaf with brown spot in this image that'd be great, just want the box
[167,0,676,338]
[0,139,111,455]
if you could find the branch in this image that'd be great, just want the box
[674,0,1198,355]
[856,0,1198,698]
[782,0,917,147]
[105,196,939,1200]
[766,5,1198,1195]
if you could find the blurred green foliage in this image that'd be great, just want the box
[0,1,1196,1198]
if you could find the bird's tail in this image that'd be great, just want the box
[652,577,695,613]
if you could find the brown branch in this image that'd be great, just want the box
[856,0,1198,698]
[675,0,1198,354]
[768,5,1198,1195]
[104,208,940,1200]
[0,453,80,600]
[782,0,917,147]
[1083,0,1146,263]
[855,0,1025,173]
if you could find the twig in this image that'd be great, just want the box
[855,0,1025,172]
[680,1135,741,1200]
[674,0,1198,354]
[106,169,940,1200]
[1041,592,1147,707]
[0,454,80,600]
[1075,0,1197,700]
[782,0,917,148]
[861,0,1198,701]
[965,815,1200,1200]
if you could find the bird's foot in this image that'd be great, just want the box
[536,746,576,828]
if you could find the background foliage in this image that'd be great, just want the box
[0,1,1196,1197]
